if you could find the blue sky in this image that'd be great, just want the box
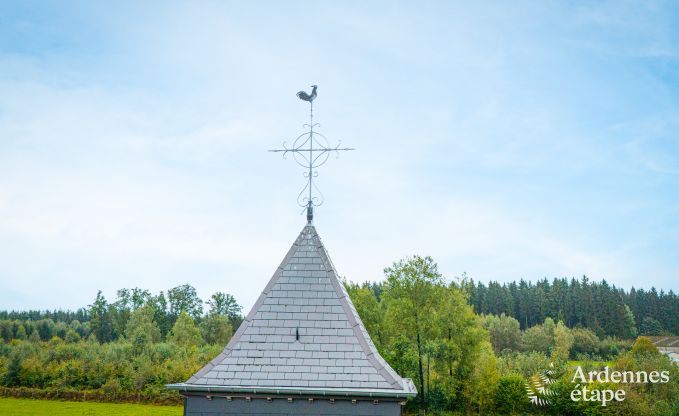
[0,1,677,311]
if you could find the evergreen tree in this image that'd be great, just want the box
[88,291,114,343]
[639,316,664,336]
[151,291,171,338]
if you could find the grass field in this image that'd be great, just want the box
[568,360,615,367]
[0,397,182,416]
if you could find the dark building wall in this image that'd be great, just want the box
[184,395,402,416]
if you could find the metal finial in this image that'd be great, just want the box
[306,203,314,223]
[269,85,354,222]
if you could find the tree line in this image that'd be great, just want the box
[344,258,679,415]
[0,284,244,404]
[0,284,243,345]
[1,267,678,414]
[466,277,678,338]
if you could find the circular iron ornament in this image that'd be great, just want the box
[268,85,354,214]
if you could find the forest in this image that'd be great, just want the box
[467,277,679,337]
[0,260,678,415]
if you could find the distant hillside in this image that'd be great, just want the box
[467,277,678,338]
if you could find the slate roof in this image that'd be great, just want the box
[168,224,416,397]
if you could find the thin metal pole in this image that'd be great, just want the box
[309,101,313,205]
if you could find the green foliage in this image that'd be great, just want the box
[200,314,233,346]
[553,321,574,361]
[522,324,552,353]
[468,277,678,338]
[381,335,417,380]
[4,351,21,386]
[0,285,243,346]
[14,325,27,341]
[1,268,676,414]
[437,283,487,399]
[29,331,41,343]
[0,285,238,403]
[349,257,491,414]
[125,305,161,345]
[622,305,638,339]
[89,291,115,343]
[167,284,203,320]
[571,328,600,358]
[631,337,659,355]
[168,312,202,348]
[0,338,221,398]
[495,373,528,415]
[0,322,12,343]
[543,317,556,338]
[383,255,444,411]
[116,288,153,311]
[463,342,499,414]
[497,351,551,378]
[207,292,243,328]
[599,336,631,360]
[611,350,679,414]
[64,329,80,344]
[348,268,677,414]
[482,313,521,353]
[639,316,664,336]
[344,284,385,349]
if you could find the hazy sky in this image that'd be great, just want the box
[1,1,678,312]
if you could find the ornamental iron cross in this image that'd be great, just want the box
[269,85,353,223]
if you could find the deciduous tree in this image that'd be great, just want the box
[383,255,443,412]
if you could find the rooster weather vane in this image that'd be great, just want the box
[269,85,353,223]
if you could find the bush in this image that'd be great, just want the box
[64,329,81,343]
[631,337,659,355]
[571,328,600,358]
[610,349,679,415]
[482,314,522,354]
[495,373,528,415]
[168,312,202,347]
[497,351,551,378]
[599,336,630,360]
[553,321,573,361]
[425,382,456,413]
[0,338,218,402]
[521,325,551,353]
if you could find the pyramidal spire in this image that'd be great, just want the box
[169,224,416,397]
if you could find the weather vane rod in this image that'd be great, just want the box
[269,85,354,223]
